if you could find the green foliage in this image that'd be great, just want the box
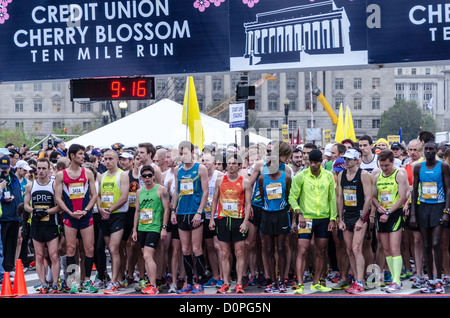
[377,99,436,143]
[0,128,36,149]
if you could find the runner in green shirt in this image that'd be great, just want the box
[132,165,170,295]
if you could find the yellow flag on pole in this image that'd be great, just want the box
[335,103,345,143]
[182,76,205,150]
[346,106,357,142]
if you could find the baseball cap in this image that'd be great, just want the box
[0,148,12,156]
[390,142,402,150]
[119,152,134,159]
[309,149,323,163]
[332,158,346,173]
[0,155,10,168]
[15,160,32,171]
[112,143,124,151]
[91,148,102,157]
[342,149,360,160]
[53,139,64,147]
[324,143,334,156]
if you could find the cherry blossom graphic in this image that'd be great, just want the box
[243,0,259,8]
[0,0,12,7]
[193,0,211,12]
[210,0,225,7]
[0,7,9,24]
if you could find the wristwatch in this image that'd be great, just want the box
[162,225,167,229]
[385,211,390,216]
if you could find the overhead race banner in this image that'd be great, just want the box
[0,0,230,81]
[1,0,450,81]
[229,0,369,71]
[368,0,450,64]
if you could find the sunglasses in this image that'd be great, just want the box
[141,173,153,179]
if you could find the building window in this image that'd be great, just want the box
[287,78,296,91]
[307,120,316,128]
[396,93,405,100]
[81,102,92,112]
[212,78,222,91]
[424,93,432,101]
[395,84,404,91]
[372,119,380,129]
[34,82,42,91]
[33,122,43,132]
[354,119,362,128]
[34,99,43,112]
[335,78,344,90]
[52,99,62,112]
[354,78,362,89]
[410,93,418,101]
[270,120,278,128]
[268,80,278,91]
[15,100,24,112]
[372,97,380,110]
[372,77,380,89]
[288,120,297,130]
[138,100,147,110]
[410,83,418,91]
[52,82,61,91]
[425,68,431,75]
[53,122,63,130]
[335,97,344,110]
[424,83,433,91]
[268,98,278,111]
[353,97,362,110]
[15,83,23,91]
[397,68,403,75]
[15,122,23,130]
[411,68,417,75]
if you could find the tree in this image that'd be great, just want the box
[377,99,436,143]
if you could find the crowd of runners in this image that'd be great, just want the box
[0,131,449,295]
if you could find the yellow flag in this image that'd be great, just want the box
[346,106,357,142]
[335,103,345,143]
[182,76,205,150]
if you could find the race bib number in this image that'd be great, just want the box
[380,191,393,209]
[128,192,136,207]
[298,218,313,234]
[180,179,193,195]
[343,189,357,207]
[140,208,153,224]
[69,183,85,199]
[101,192,114,208]
[266,183,282,200]
[422,182,437,200]
[34,204,50,221]
[222,199,239,218]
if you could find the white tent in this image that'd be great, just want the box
[66,99,270,149]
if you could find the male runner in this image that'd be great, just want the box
[132,165,170,294]
[209,154,252,294]
[172,141,209,294]
[289,149,337,294]
[24,158,62,293]
[54,144,98,293]
[98,150,129,294]
[336,149,372,294]
[410,141,450,293]
[372,149,409,293]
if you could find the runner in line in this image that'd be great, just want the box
[54,144,98,293]
[23,158,62,294]
[98,150,129,294]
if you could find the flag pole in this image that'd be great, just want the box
[185,77,189,141]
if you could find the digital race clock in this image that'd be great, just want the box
[70,77,155,101]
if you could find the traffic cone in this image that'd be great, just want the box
[12,259,27,296]
[0,272,16,297]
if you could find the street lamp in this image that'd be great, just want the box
[119,101,128,118]
[283,97,290,125]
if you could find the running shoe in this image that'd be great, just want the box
[142,285,159,295]
[385,282,402,293]
[177,283,193,294]
[420,280,436,294]
[135,279,148,292]
[293,284,304,294]
[168,284,178,294]
[191,283,205,294]
[400,269,412,280]
[435,280,445,294]
[278,283,287,293]
[69,281,79,294]
[264,283,278,293]
[310,283,332,292]
[117,281,126,290]
[235,284,245,294]
[103,282,118,294]
[346,282,365,294]
[38,285,49,294]
[93,278,105,289]
[217,284,231,294]
[332,280,350,290]
[412,277,425,289]
[248,275,256,286]
[82,280,99,293]
[204,277,218,288]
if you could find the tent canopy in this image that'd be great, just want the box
[66,99,270,150]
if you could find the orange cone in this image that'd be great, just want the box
[0,272,16,297]
[12,259,27,296]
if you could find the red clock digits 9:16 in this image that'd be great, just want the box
[111,80,147,98]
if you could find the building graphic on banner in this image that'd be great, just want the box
[231,0,367,71]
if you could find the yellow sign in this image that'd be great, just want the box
[324,129,331,144]
[387,135,401,146]
[281,124,289,142]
